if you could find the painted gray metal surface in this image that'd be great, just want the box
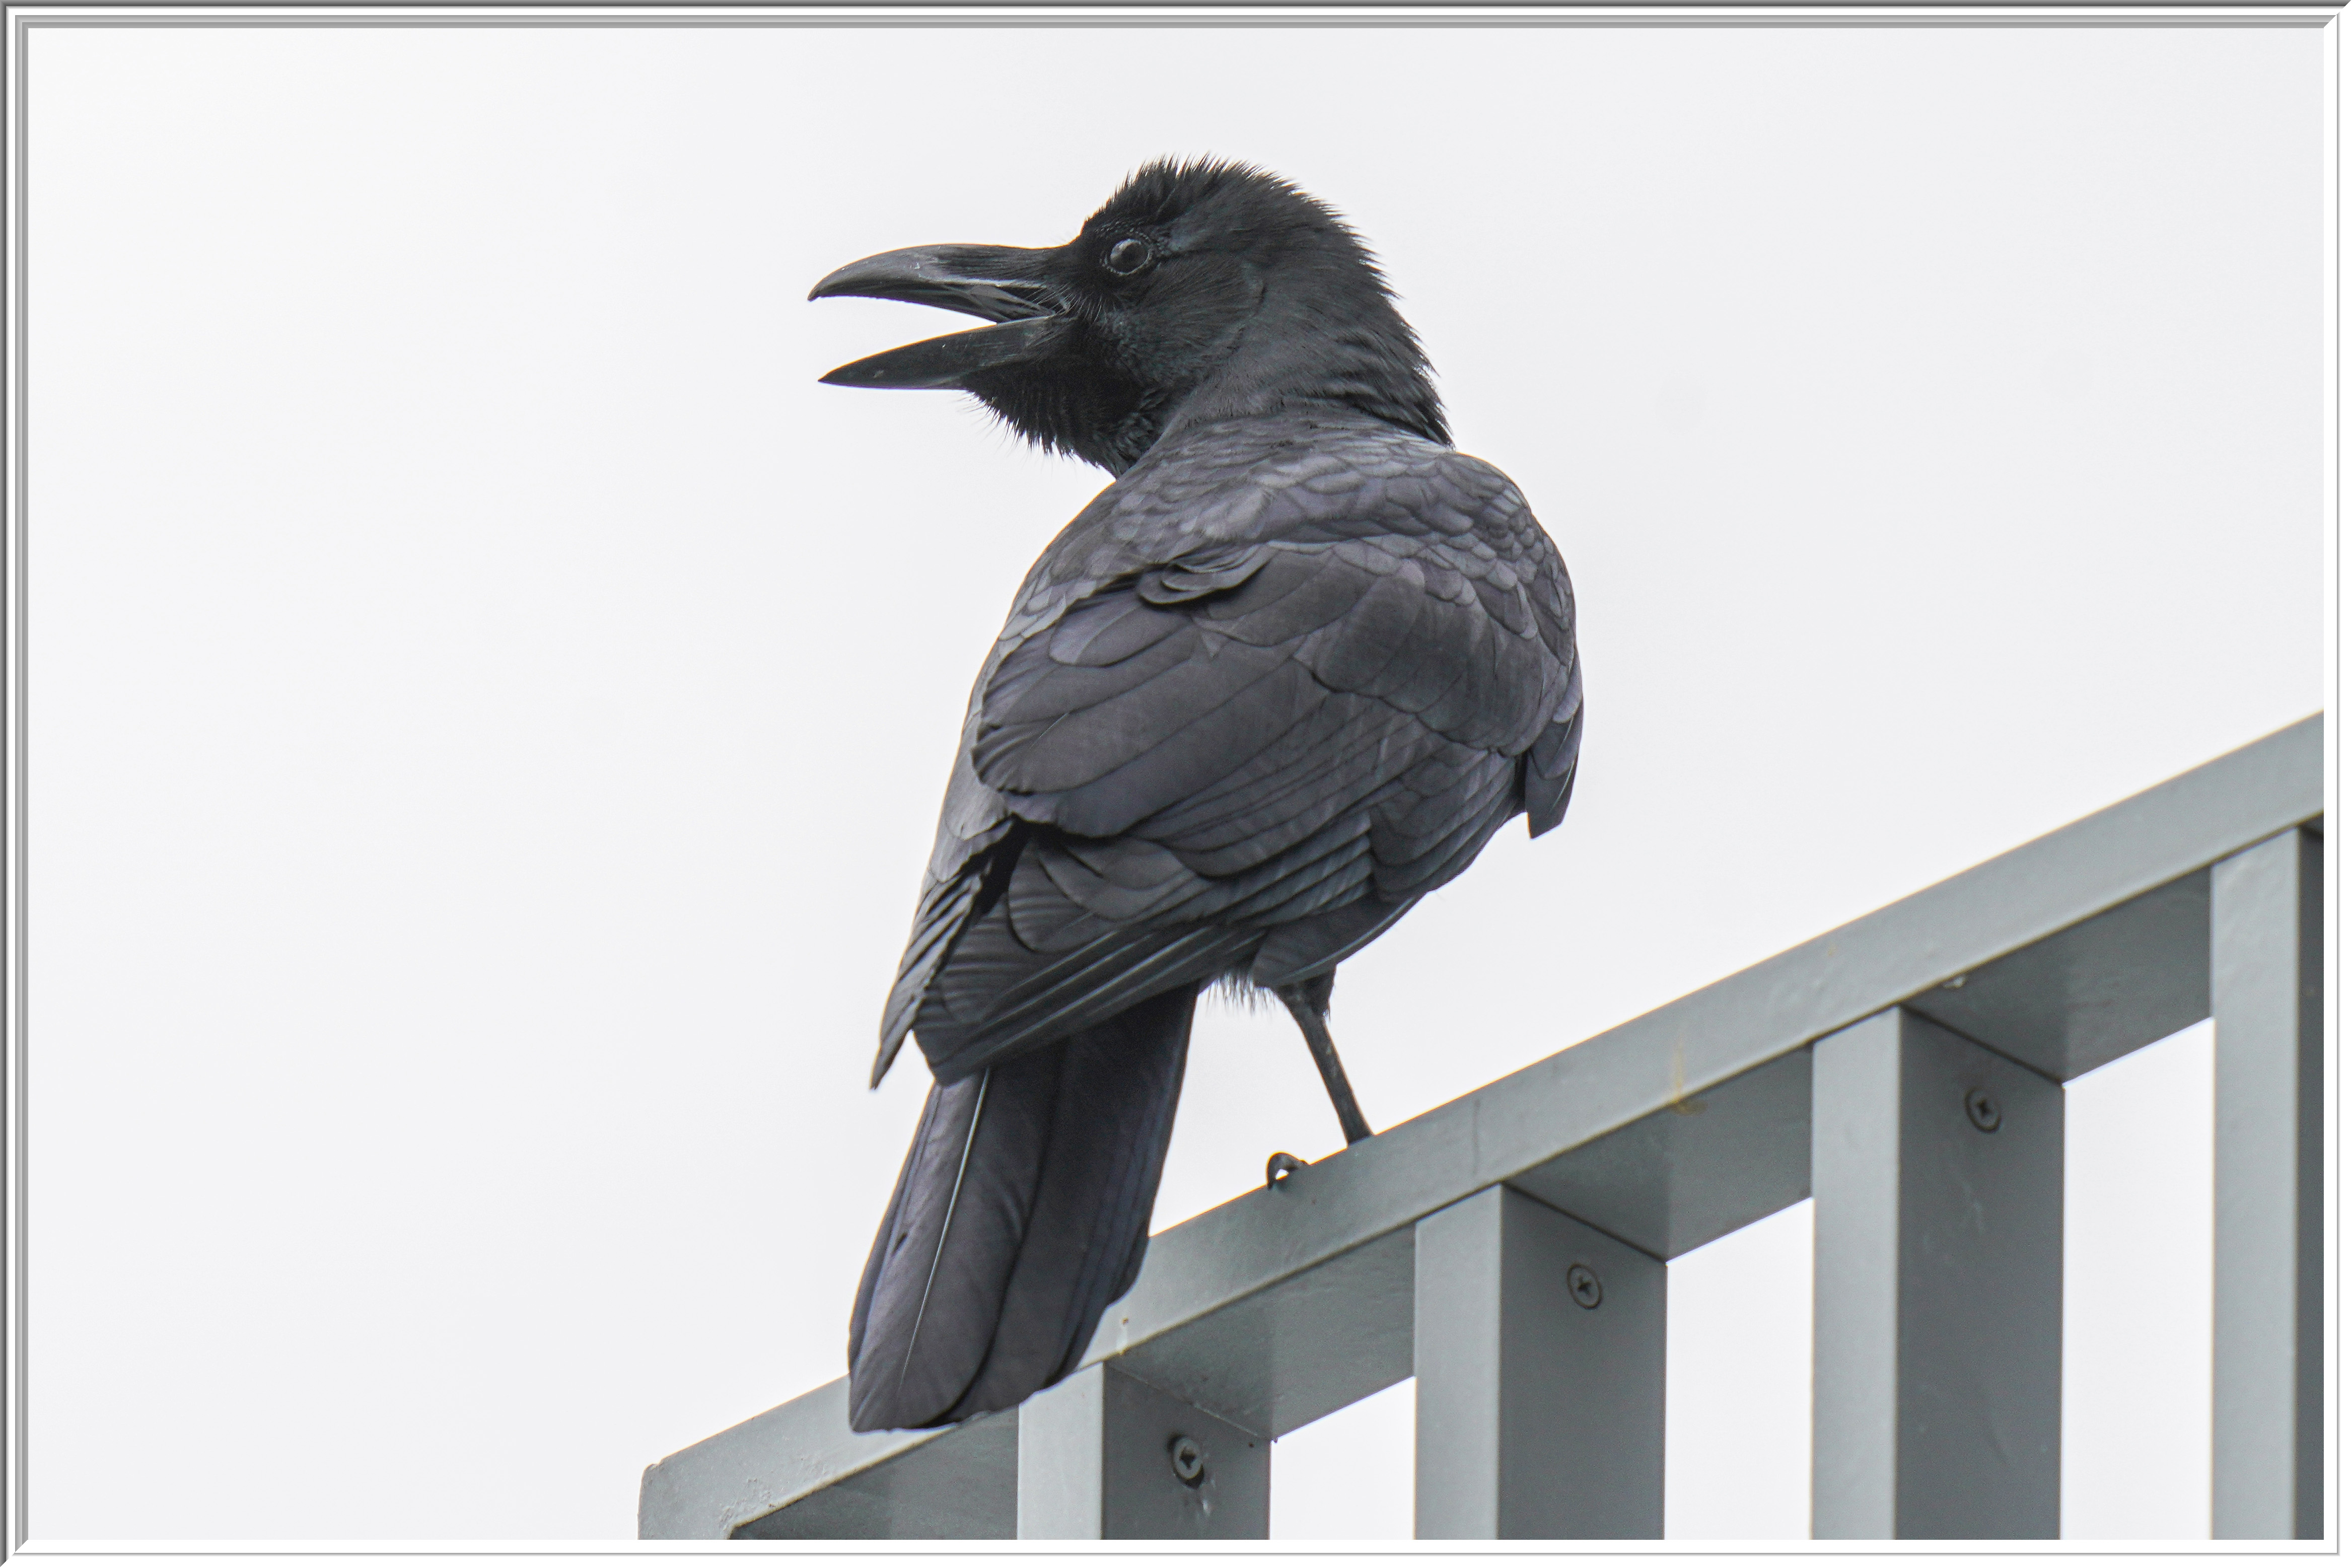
[1510,1046,1813,1259]
[1811,1008,2063,1539]
[2210,827,2324,1540]
[1413,1186,1665,1539]
[1012,1365,1104,1538]
[728,1409,1016,1540]
[641,714,2320,1540]
[1104,1224,1414,1441]
[1016,1363,1268,1538]
[1892,1012,2064,1537]
[1810,1021,1898,1537]
[635,1378,1014,1540]
[1905,866,2210,1083]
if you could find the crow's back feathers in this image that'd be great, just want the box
[878,412,1580,1087]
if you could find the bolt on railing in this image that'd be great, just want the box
[639,715,2323,1541]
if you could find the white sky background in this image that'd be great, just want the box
[22,19,2325,1542]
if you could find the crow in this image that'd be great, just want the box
[810,159,1582,1433]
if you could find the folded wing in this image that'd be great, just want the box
[878,426,1583,1086]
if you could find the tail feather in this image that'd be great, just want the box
[847,986,1196,1432]
[847,1057,1054,1427]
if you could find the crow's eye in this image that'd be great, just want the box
[1103,238,1153,276]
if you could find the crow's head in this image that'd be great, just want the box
[810,159,1447,473]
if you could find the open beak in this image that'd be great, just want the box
[810,244,1065,389]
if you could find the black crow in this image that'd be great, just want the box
[811,160,1582,1433]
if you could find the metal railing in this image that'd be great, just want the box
[638,715,2324,1541]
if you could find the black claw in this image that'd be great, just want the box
[1266,1151,1308,1189]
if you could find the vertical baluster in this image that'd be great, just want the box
[1014,1363,1267,1539]
[1811,1008,2063,1538]
[2211,827,2322,1539]
[1412,1184,1666,1538]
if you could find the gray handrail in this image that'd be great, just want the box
[642,713,2322,1541]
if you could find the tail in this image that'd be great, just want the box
[845,985,1195,1432]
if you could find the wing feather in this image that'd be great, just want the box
[877,415,1583,1085]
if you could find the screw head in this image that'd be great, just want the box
[1965,1088,2002,1132]
[1566,1263,1604,1309]
[1169,1434,1205,1485]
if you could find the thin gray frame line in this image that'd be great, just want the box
[6,0,2341,26]
[0,1546,2280,1556]
[2,5,2335,1555]
[3,0,2343,15]
[3,0,2337,7]
[55,1545,2282,1557]
[6,5,25,1559]
[4,0,2337,7]
[1,3,2339,10]
[14,0,2332,8]
[4,11,2339,24]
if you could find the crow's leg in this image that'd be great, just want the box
[1274,974,1374,1145]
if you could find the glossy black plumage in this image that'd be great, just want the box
[816,160,1583,1432]
[846,988,1193,1431]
